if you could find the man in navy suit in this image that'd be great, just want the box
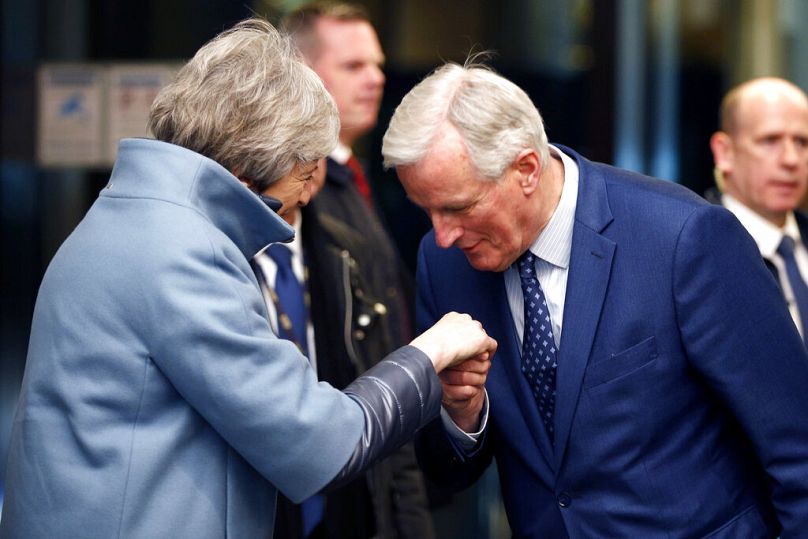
[382,62,808,538]
[710,77,808,343]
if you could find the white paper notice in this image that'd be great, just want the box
[106,64,177,164]
[37,64,105,167]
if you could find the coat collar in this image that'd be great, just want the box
[103,139,294,259]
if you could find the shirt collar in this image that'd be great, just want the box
[330,142,352,165]
[525,144,579,269]
[285,210,304,259]
[721,193,800,258]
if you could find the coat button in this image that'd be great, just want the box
[557,492,572,508]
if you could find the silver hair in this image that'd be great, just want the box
[148,18,339,191]
[382,62,549,180]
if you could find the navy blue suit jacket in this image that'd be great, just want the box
[414,148,808,538]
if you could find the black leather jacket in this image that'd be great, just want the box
[282,204,435,539]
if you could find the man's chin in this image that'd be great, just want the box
[464,252,509,273]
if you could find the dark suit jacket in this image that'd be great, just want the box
[415,148,808,538]
[312,157,414,343]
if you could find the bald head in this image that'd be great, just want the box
[720,77,808,135]
[711,77,808,227]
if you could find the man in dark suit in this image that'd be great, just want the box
[709,77,808,343]
[280,2,413,381]
[280,2,385,215]
[276,5,430,538]
[381,62,808,538]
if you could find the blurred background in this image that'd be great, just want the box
[3,0,808,535]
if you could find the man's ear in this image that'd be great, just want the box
[709,131,734,174]
[513,149,541,195]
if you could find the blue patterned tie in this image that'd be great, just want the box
[777,236,808,346]
[518,251,558,443]
[267,244,323,533]
[267,244,308,355]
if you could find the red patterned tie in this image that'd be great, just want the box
[346,155,373,207]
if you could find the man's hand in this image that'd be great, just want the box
[440,353,492,433]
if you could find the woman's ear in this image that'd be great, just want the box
[233,171,255,191]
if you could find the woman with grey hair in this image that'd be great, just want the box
[0,18,495,539]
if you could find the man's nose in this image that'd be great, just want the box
[368,64,385,88]
[432,214,462,249]
[781,138,805,167]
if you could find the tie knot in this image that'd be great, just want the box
[517,251,536,281]
[267,243,293,268]
[778,236,797,259]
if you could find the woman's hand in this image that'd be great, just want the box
[410,312,497,373]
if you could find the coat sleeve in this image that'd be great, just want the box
[144,226,440,503]
[673,205,808,534]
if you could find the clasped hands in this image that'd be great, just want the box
[410,312,497,433]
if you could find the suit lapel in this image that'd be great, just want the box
[551,149,615,472]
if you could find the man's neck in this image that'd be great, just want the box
[723,191,788,228]
[339,132,358,149]
[531,153,566,238]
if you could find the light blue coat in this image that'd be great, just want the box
[0,139,411,538]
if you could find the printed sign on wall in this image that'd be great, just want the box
[37,63,179,168]
[37,65,105,167]
[106,65,177,163]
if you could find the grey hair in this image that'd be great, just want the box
[382,62,549,180]
[148,17,339,191]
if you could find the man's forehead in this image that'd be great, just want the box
[737,103,808,135]
[315,17,376,43]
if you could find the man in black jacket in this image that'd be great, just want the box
[280,3,413,345]
[270,6,431,536]
[254,172,434,538]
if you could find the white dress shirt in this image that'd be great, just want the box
[504,145,579,349]
[330,141,352,165]
[722,193,808,338]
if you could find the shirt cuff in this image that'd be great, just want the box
[439,389,489,452]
